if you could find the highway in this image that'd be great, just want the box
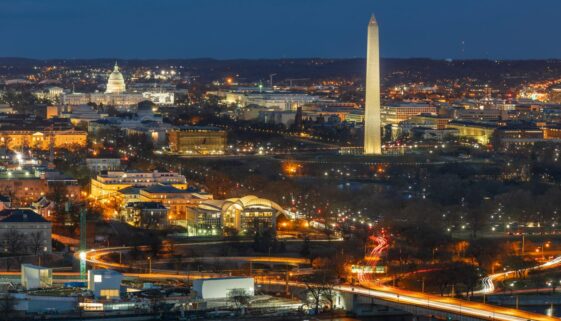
[479,255,561,294]
[77,241,559,321]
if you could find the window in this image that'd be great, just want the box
[100,289,119,298]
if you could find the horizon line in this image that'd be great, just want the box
[1,56,561,62]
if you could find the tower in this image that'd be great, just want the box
[364,15,382,155]
[294,106,303,132]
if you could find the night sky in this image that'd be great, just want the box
[1,0,560,60]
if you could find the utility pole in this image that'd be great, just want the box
[79,208,87,280]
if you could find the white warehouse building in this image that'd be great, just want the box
[193,277,255,300]
[21,264,52,290]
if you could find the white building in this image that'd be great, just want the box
[62,62,173,108]
[106,63,126,94]
[187,195,286,234]
[142,91,175,106]
[87,269,123,299]
[85,158,122,172]
[90,170,187,199]
[21,264,52,290]
[61,104,107,125]
[220,91,320,111]
[193,277,254,300]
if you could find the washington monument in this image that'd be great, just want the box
[364,15,382,155]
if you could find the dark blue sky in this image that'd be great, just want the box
[1,0,559,60]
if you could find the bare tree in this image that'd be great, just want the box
[228,288,251,314]
[28,231,44,255]
[3,230,24,256]
[304,283,323,314]
[302,264,340,314]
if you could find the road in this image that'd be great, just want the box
[479,256,561,294]
[256,277,557,321]
[77,241,558,321]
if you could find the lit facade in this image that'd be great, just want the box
[187,195,286,234]
[90,170,187,199]
[62,63,174,107]
[105,63,126,94]
[168,126,227,155]
[122,202,169,229]
[0,170,80,206]
[0,130,87,151]
[381,104,438,126]
[447,120,497,145]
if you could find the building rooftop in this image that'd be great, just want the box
[448,120,498,128]
[125,202,167,210]
[118,186,142,195]
[176,126,224,132]
[142,184,188,194]
[0,209,49,223]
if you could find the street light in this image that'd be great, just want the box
[147,256,152,274]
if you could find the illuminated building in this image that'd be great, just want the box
[105,63,126,94]
[46,106,60,119]
[90,170,187,199]
[62,105,107,125]
[186,195,287,234]
[193,277,254,300]
[0,170,80,206]
[452,108,506,121]
[21,264,52,290]
[122,202,168,229]
[217,91,320,111]
[447,120,497,145]
[168,126,227,155]
[381,103,438,126]
[116,184,212,222]
[345,110,366,123]
[0,129,87,151]
[549,88,561,103]
[493,125,544,149]
[62,92,145,108]
[543,124,561,139]
[85,158,122,172]
[62,62,173,108]
[138,184,208,220]
[364,15,382,155]
[399,114,451,137]
[33,86,64,103]
[142,91,174,105]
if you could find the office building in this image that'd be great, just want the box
[168,126,227,155]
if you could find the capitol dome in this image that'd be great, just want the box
[105,62,126,94]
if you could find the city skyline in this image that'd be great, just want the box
[2,0,561,60]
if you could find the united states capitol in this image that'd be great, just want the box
[61,63,174,109]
